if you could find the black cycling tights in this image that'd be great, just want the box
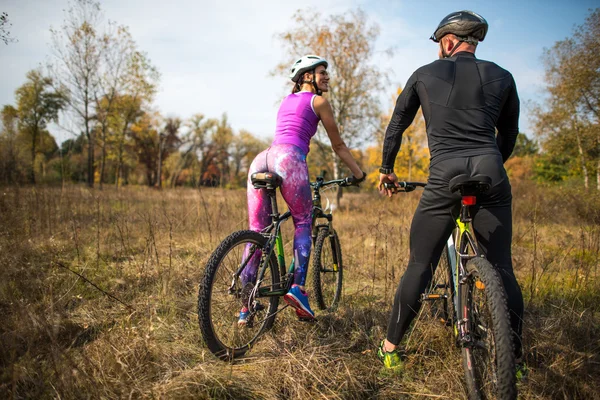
[386,155,524,357]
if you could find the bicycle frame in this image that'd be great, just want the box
[232,176,345,302]
[446,204,484,346]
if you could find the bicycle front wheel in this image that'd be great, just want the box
[426,245,455,326]
[460,257,516,400]
[312,228,343,311]
[198,230,280,361]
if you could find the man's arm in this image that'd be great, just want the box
[381,72,421,170]
[496,74,520,162]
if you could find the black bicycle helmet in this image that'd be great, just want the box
[430,10,488,44]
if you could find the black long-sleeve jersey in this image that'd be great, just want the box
[381,51,520,169]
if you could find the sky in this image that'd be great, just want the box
[1,0,598,145]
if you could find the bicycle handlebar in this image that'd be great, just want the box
[310,177,354,189]
[383,181,427,193]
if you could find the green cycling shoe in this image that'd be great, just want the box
[516,359,529,382]
[377,340,404,369]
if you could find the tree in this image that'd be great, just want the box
[212,114,233,187]
[511,133,539,158]
[49,0,106,187]
[275,8,391,204]
[94,26,159,189]
[0,12,17,45]
[156,117,181,189]
[15,69,65,183]
[109,51,159,188]
[0,105,22,183]
[230,130,268,185]
[534,9,600,190]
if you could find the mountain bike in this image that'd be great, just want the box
[385,175,516,399]
[198,171,350,361]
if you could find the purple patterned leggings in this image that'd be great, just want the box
[242,144,312,287]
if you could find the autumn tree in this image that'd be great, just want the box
[130,111,161,186]
[230,129,268,185]
[180,114,217,187]
[364,87,429,186]
[156,117,182,188]
[49,0,107,187]
[212,114,233,187]
[95,25,134,188]
[14,69,65,183]
[534,8,600,190]
[275,8,391,204]
[110,51,159,188]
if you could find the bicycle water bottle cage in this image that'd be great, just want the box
[449,174,492,196]
[251,171,283,190]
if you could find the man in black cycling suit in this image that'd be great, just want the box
[377,10,524,370]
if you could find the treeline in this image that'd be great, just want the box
[1,2,599,191]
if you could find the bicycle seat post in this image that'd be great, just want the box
[268,189,280,223]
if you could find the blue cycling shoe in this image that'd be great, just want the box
[238,306,250,326]
[284,284,315,320]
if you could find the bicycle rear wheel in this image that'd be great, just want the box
[198,230,280,361]
[460,257,516,400]
[312,228,343,310]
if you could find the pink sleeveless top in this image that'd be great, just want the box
[271,92,320,154]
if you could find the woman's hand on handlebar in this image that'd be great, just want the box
[344,170,367,187]
[378,172,399,197]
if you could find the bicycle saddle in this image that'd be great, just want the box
[448,174,492,196]
[251,171,283,190]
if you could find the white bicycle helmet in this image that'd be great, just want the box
[289,55,328,82]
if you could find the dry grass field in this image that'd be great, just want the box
[0,183,599,399]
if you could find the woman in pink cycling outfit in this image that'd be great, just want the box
[239,55,365,323]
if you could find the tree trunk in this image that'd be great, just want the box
[156,137,163,189]
[573,119,589,190]
[597,158,600,192]
[87,132,95,188]
[100,135,106,190]
[30,130,37,184]
[333,151,342,208]
[115,142,123,190]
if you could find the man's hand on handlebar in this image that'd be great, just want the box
[378,172,399,197]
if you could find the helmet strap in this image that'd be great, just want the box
[309,69,322,96]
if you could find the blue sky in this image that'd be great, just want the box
[1,0,597,145]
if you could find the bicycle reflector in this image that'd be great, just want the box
[462,196,477,206]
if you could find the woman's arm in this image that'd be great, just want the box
[313,96,364,179]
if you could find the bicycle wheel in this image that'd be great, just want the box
[426,245,455,326]
[312,228,343,310]
[460,257,516,400]
[198,230,280,361]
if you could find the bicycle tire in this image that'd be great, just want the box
[427,245,455,326]
[312,228,343,311]
[460,257,516,400]
[198,230,280,361]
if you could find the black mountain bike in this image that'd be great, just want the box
[386,175,516,400]
[198,171,350,361]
